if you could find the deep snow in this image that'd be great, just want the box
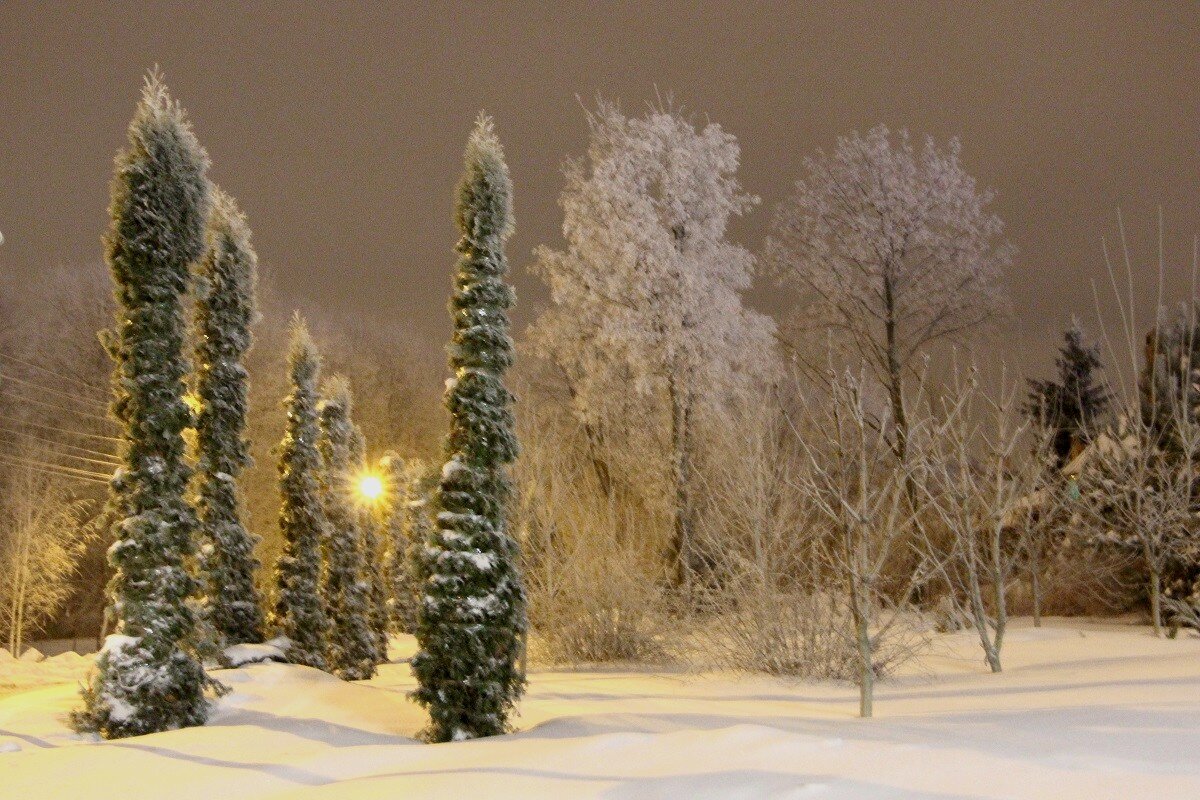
[1,620,1198,798]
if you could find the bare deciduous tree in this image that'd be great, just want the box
[0,458,93,654]
[925,369,1033,672]
[791,371,938,717]
[768,126,1012,479]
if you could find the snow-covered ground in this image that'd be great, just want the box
[1,620,1198,798]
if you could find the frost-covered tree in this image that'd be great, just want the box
[74,73,215,738]
[319,378,376,680]
[270,316,329,669]
[1026,322,1110,466]
[529,101,776,586]
[0,460,93,655]
[767,126,1012,475]
[354,429,390,665]
[412,116,526,741]
[194,189,263,647]
[1141,308,1200,454]
[382,454,432,634]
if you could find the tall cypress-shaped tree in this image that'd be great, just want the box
[411,116,526,742]
[318,379,377,680]
[195,189,263,647]
[74,74,213,738]
[1026,322,1110,465]
[271,316,329,669]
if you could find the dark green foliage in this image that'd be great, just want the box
[195,189,263,647]
[381,454,434,634]
[73,73,214,738]
[319,379,377,680]
[271,317,330,669]
[1026,323,1110,466]
[411,116,527,742]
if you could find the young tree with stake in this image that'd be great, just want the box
[412,116,526,742]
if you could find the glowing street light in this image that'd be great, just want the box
[356,471,384,504]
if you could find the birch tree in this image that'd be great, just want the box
[768,126,1011,478]
[529,101,776,586]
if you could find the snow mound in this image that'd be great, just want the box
[223,640,288,667]
[1,620,1198,799]
[18,648,44,663]
[0,648,13,661]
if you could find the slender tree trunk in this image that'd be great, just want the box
[1149,568,1163,637]
[855,606,874,718]
[1030,543,1042,628]
[667,373,694,590]
[990,524,1006,672]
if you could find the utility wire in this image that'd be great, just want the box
[0,384,117,426]
[0,425,118,461]
[0,458,110,486]
[0,350,107,395]
[0,370,109,412]
[0,451,114,483]
[0,435,120,469]
[0,412,123,445]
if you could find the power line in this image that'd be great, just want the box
[0,435,120,469]
[0,452,114,484]
[0,425,119,462]
[0,458,110,486]
[0,350,107,395]
[0,412,123,444]
[0,370,109,412]
[0,384,117,426]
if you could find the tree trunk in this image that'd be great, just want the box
[1149,569,1163,637]
[667,374,694,590]
[1030,544,1042,628]
[856,610,874,718]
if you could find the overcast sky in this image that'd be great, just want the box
[2,1,1198,385]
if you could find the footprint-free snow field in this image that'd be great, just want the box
[2,620,1198,799]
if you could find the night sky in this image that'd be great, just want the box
[3,1,1198,384]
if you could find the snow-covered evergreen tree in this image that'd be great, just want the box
[1026,322,1111,466]
[381,454,432,634]
[318,378,377,680]
[354,428,390,665]
[270,316,329,669]
[74,73,214,738]
[528,101,776,586]
[411,116,526,742]
[194,188,263,647]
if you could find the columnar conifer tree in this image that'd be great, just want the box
[319,379,377,680]
[355,429,390,665]
[74,74,213,738]
[195,189,263,646]
[411,116,526,742]
[271,316,329,669]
